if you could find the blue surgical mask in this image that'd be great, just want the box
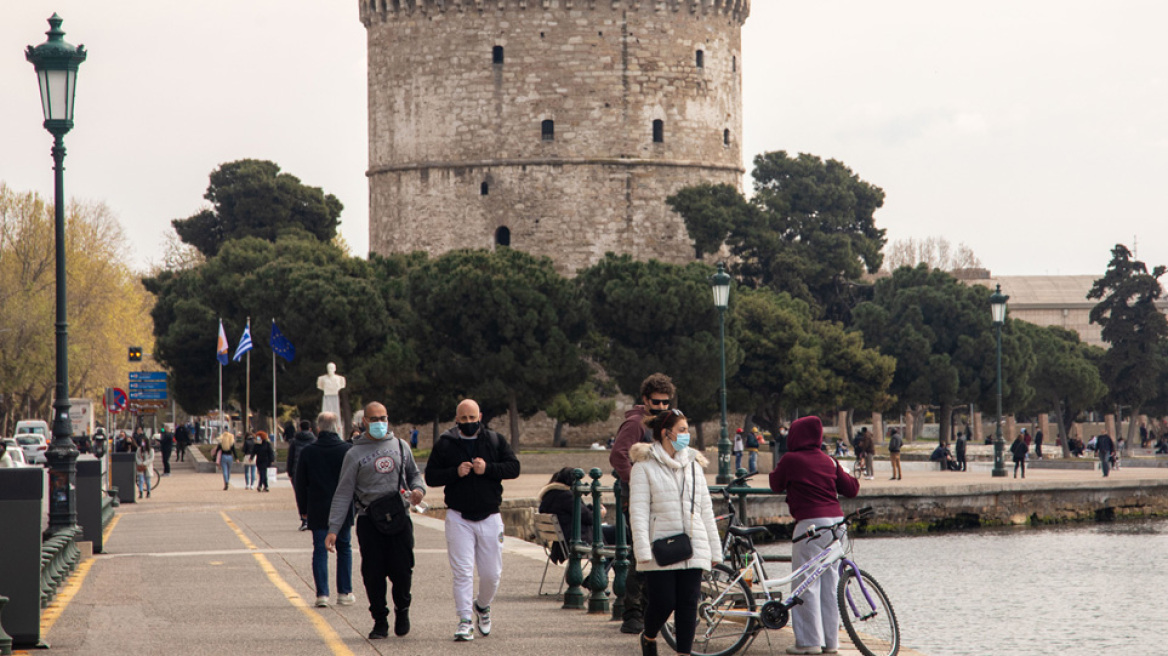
[368,421,390,440]
[671,433,691,451]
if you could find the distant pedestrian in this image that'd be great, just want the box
[296,412,354,610]
[1114,436,1125,471]
[955,431,967,472]
[1034,428,1044,459]
[609,373,675,635]
[287,419,317,490]
[327,402,426,640]
[732,428,745,471]
[175,423,190,462]
[770,416,860,655]
[254,431,275,493]
[630,408,722,656]
[855,428,874,480]
[538,467,604,564]
[745,428,762,474]
[215,431,237,490]
[159,426,174,476]
[1140,422,1149,448]
[193,420,202,444]
[887,428,903,480]
[1011,433,1028,478]
[242,433,258,490]
[409,428,419,449]
[1096,433,1115,477]
[135,439,154,499]
[115,431,134,453]
[424,398,521,642]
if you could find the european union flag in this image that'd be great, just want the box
[271,321,296,362]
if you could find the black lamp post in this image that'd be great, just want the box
[710,263,732,484]
[27,14,87,531]
[990,284,1009,478]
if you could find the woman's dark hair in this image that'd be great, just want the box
[549,467,576,486]
[642,408,687,443]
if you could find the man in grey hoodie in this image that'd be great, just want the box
[326,402,426,640]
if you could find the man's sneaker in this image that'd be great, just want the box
[315,596,329,608]
[620,618,645,634]
[368,619,389,640]
[336,593,355,606]
[473,602,492,636]
[298,519,309,531]
[454,618,475,641]
[394,607,410,636]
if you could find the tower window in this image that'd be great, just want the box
[481,182,489,196]
[653,120,665,144]
[542,119,555,141]
[493,46,504,64]
[732,55,737,72]
[495,226,511,247]
[724,129,731,146]
[696,49,704,68]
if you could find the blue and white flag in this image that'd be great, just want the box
[270,321,296,362]
[216,320,230,366]
[233,323,253,362]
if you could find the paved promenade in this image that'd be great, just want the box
[32,443,1161,655]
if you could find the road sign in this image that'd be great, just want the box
[129,399,167,414]
[128,380,167,391]
[107,388,128,414]
[128,371,167,381]
[129,391,168,401]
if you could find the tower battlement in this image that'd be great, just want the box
[360,0,750,26]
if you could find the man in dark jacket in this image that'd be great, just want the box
[425,399,520,642]
[955,431,968,471]
[295,412,354,611]
[174,423,190,462]
[1096,432,1115,477]
[607,372,673,634]
[287,419,317,529]
[159,426,174,476]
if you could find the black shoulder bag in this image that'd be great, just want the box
[367,440,410,536]
[651,462,697,567]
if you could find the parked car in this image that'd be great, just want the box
[2,438,29,466]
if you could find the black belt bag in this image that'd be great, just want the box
[651,462,697,566]
[366,440,411,536]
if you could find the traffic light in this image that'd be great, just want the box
[128,346,143,362]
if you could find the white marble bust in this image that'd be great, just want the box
[317,362,346,415]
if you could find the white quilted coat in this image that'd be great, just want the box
[629,442,723,572]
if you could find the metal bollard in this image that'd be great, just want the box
[586,468,610,613]
[0,596,12,655]
[561,468,587,610]
[610,473,628,622]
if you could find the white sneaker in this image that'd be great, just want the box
[336,593,355,606]
[785,647,822,655]
[315,596,329,608]
[454,618,475,641]
[473,603,492,636]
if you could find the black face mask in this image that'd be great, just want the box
[458,421,481,437]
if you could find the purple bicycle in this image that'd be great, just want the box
[662,507,899,656]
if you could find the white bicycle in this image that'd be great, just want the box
[662,507,899,656]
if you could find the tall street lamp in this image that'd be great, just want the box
[27,14,87,531]
[710,263,732,484]
[990,284,1009,478]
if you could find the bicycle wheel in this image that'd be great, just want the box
[152,468,161,491]
[662,564,757,656]
[837,568,899,656]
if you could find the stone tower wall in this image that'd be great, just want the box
[363,0,750,273]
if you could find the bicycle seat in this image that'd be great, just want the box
[727,525,771,540]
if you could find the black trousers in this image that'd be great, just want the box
[257,465,269,490]
[643,568,703,653]
[355,515,415,619]
[621,506,646,621]
[161,445,172,474]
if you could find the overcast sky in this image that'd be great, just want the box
[4,1,1166,277]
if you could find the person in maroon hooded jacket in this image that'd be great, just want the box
[609,372,675,635]
[769,416,860,655]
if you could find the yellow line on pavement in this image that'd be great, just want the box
[40,557,95,637]
[102,513,121,543]
[219,511,354,656]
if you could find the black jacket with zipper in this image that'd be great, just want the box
[424,426,521,521]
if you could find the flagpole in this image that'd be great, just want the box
[272,319,277,442]
[218,318,223,443]
[245,316,251,435]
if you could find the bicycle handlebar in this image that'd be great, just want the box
[792,506,875,543]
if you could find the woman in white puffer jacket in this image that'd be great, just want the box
[630,409,722,656]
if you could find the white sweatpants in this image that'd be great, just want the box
[445,509,505,619]
[791,516,844,651]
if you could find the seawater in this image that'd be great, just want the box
[768,519,1168,655]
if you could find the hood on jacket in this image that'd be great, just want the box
[629,442,709,469]
[538,482,571,500]
[788,416,824,452]
[625,405,648,421]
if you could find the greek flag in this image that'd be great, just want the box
[216,320,229,366]
[270,321,296,362]
[233,323,253,362]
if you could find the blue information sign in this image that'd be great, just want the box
[129,381,167,390]
[128,371,168,381]
[129,391,168,400]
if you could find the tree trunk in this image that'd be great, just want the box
[694,422,706,451]
[553,420,565,448]
[909,406,927,441]
[1056,399,1072,458]
[508,392,520,451]
[844,409,855,446]
[432,416,440,447]
[938,402,953,447]
[1126,408,1140,454]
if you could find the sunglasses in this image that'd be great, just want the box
[648,398,671,407]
